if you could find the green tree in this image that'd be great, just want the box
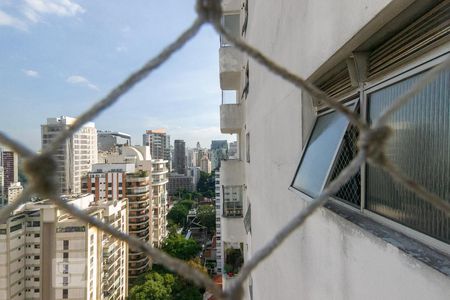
[129,272,175,300]
[197,171,215,198]
[167,204,188,227]
[162,233,201,261]
[196,205,216,233]
[178,200,196,210]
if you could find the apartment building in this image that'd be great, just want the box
[41,117,97,195]
[7,182,23,203]
[167,173,194,195]
[151,159,169,248]
[82,161,151,279]
[102,146,169,248]
[0,194,128,300]
[218,0,450,299]
[142,129,171,162]
[0,149,18,197]
[0,166,4,202]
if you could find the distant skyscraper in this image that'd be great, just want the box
[210,140,228,171]
[41,116,98,194]
[228,141,238,159]
[200,156,212,174]
[142,129,171,161]
[173,140,186,175]
[0,149,18,196]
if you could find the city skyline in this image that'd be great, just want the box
[0,0,234,151]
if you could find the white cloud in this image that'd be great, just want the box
[0,0,84,30]
[116,46,127,53]
[22,0,84,23]
[66,75,99,91]
[22,69,39,77]
[0,9,27,30]
[24,0,84,16]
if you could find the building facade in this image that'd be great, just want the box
[7,182,23,203]
[41,117,97,195]
[102,146,169,248]
[142,129,171,162]
[200,156,212,174]
[218,0,450,299]
[173,139,186,175]
[210,140,228,171]
[0,149,18,197]
[0,194,128,300]
[97,131,131,152]
[167,173,194,196]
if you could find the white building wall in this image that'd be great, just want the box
[223,0,450,299]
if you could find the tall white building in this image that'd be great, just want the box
[218,0,450,299]
[41,117,97,195]
[7,182,23,203]
[0,194,128,300]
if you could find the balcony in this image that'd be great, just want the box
[219,47,242,90]
[220,103,243,133]
[221,0,241,12]
[220,159,244,186]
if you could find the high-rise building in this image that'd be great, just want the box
[0,194,128,300]
[41,116,97,195]
[7,182,23,203]
[0,149,18,196]
[217,0,450,299]
[173,139,186,175]
[228,141,238,159]
[97,131,131,152]
[0,166,4,203]
[187,167,201,190]
[102,146,169,248]
[200,156,212,174]
[210,140,228,171]
[167,173,193,195]
[142,129,171,162]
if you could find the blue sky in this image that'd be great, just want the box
[0,0,234,151]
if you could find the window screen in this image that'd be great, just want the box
[367,69,450,243]
[292,110,350,197]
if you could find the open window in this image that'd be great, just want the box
[292,102,358,198]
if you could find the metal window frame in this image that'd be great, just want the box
[290,98,358,198]
[291,43,450,254]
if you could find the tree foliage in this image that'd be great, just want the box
[196,205,216,233]
[162,233,201,261]
[129,272,175,300]
[167,204,189,228]
[197,171,215,198]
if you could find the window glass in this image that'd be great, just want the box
[222,14,240,46]
[367,69,450,243]
[292,110,350,197]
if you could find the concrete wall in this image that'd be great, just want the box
[238,0,450,299]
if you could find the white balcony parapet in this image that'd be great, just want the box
[220,159,244,186]
[220,103,243,134]
[219,47,242,90]
[221,0,242,12]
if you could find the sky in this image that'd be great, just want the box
[0,0,235,151]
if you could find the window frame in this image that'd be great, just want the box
[290,98,358,198]
[290,45,450,255]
